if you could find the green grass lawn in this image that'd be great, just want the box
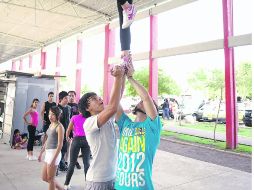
[161,119,252,138]
[161,130,252,154]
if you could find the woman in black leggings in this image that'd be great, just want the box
[117,0,136,65]
[23,98,40,161]
[64,112,90,190]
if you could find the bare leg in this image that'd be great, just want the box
[121,1,131,10]
[47,164,64,190]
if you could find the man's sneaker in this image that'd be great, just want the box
[64,184,71,190]
[76,162,81,170]
[28,155,37,161]
[122,4,136,29]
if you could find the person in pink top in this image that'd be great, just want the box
[23,98,39,161]
[63,111,90,190]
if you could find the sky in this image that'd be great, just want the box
[0,0,252,96]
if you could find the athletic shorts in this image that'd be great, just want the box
[85,180,115,190]
[44,149,61,166]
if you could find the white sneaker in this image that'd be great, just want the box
[64,184,71,190]
[122,4,137,29]
[28,155,38,161]
[26,155,29,159]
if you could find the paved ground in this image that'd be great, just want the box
[163,124,252,145]
[0,139,251,190]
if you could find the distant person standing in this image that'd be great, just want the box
[67,90,81,170]
[41,92,56,145]
[58,91,71,171]
[172,100,179,122]
[68,91,79,118]
[23,98,40,161]
[162,98,170,120]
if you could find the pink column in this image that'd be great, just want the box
[55,46,61,104]
[75,38,83,101]
[29,55,33,69]
[40,49,47,71]
[11,60,16,71]
[149,15,158,103]
[222,0,237,149]
[103,24,115,105]
[19,59,23,71]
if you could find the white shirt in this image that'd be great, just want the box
[83,115,117,182]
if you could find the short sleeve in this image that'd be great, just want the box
[116,113,132,133]
[147,115,162,135]
[83,115,99,134]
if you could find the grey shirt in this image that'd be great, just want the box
[46,125,59,149]
[83,115,117,182]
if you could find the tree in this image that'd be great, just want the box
[188,69,224,100]
[236,62,252,99]
[81,84,91,95]
[125,67,181,96]
[188,68,224,141]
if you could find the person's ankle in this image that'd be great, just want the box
[122,2,130,10]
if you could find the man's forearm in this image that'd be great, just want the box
[108,77,123,110]
[128,76,149,100]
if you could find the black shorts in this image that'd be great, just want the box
[43,124,50,133]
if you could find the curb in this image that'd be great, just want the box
[160,137,252,158]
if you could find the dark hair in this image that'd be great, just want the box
[78,92,97,118]
[68,91,76,96]
[13,129,20,135]
[59,91,68,101]
[30,98,39,107]
[132,99,159,115]
[49,106,62,120]
[48,92,54,97]
[12,129,20,147]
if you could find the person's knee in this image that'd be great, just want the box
[42,175,48,182]
[47,176,54,183]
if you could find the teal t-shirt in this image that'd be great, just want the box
[115,113,162,190]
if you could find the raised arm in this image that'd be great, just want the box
[126,63,157,120]
[23,108,32,125]
[97,65,124,127]
[115,74,126,122]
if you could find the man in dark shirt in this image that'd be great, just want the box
[68,91,79,118]
[67,90,81,170]
[58,91,70,171]
[41,92,56,145]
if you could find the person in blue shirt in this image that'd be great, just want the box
[115,62,162,190]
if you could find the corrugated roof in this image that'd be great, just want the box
[0,0,165,63]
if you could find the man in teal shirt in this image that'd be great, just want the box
[115,62,162,190]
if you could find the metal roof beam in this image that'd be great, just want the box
[0,1,88,20]
[0,32,42,46]
[64,0,111,19]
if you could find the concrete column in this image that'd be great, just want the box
[75,38,83,101]
[149,15,158,103]
[222,0,238,149]
[40,49,46,71]
[103,24,115,105]
[19,59,23,71]
[29,55,33,69]
[55,45,61,104]
[11,60,16,71]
